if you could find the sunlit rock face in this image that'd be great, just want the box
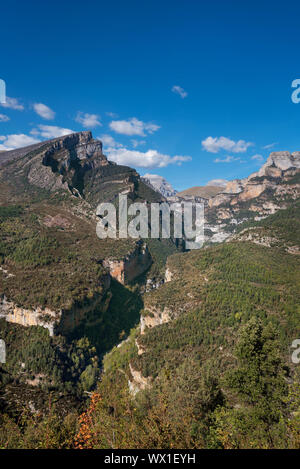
[255,151,300,177]
[142,173,177,198]
[203,150,300,245]
[223,179,244,194]
[102,242,152,284]
[0,296,60,336]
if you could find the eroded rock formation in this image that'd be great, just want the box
[102,241,152,284]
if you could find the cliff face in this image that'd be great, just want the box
[2,131,109,196]
[142,173,177,198]
[103,241,152,284]
[0,296,60,336]
[128,363,152,395]
[0,131,167,340]
[0,274,112,337]
[0,131,161,208]
[204,151,300,244]
[140,306,171,334]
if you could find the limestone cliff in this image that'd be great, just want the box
[140,306,172,334]
[0,273,112,337]
[128,363,152,395]
[0,296,59,336]
[205,150,300,244]
[102,241,152,284]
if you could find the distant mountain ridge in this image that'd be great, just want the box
[177,185,223,199]
[141,173,177,198]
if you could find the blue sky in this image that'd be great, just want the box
[1,0,300,191]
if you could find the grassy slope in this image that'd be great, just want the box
[177,185,222,198]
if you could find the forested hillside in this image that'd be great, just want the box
[0,134,299,449]
[78,201,300,449]
[1,201,299,448]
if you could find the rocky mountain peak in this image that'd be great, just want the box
[0,131,163,208]
[40,130,106,165]
[0,131,112,199]
[250,151,300,179]
[142,173,177,198]
[205,149,300,244]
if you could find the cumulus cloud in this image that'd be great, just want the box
[202,136,253,154]
[172,85,188,99]
[1,97,24,111]
[75,112,101,128]
[109,117,160,136]
[206,179,227,187]
[31,125,74,139]
[106,147,191,169]
[0,114,10,122]
[0,134,40,151]
[98,134,122,148]
[33,103,55,120]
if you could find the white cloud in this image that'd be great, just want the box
[33,103,55,120]
[172,85,188,99]
[0,114,10,122]
[106,147,191,169]
[251,154,264,161]
[202,136,253,154]
[1,97,24,111]
[262,143,277,150]
[131,139,146,148]
[0,134,40,151]
[98,134,122,148]
[31,125,74,139]
[109,117,160,136]
[214,155,241,163]
[206,179,227,187]
[75,112,101,128]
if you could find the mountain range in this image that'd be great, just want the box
[0,132,299,449]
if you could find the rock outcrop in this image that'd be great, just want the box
[102,241,152,284]
[142,173,177,198]
[0,275,112,337]
[258,151,300,175]
[128,364,152,395]
[25,131,109,194]
[140,306,171,334]
[0,296,60,336]
[223,179,245,194]
[204,150,300,244]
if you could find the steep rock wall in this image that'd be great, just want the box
[103,242,152,284]
[0,273,112,337]
[0,296,60,336]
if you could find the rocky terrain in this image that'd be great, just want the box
[1,138,299,349]
[0,136,299,449]
[0,131,179,408]
[103,150,300,397]
[142,173,177,198]
[202,151,300,243]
